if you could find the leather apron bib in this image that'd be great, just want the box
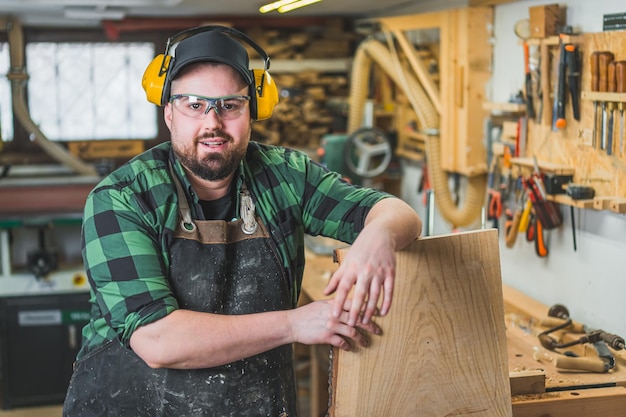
[63,179,296,417]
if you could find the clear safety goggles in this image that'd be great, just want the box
[169,94,250,120]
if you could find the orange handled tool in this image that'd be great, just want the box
[534,218,549,257]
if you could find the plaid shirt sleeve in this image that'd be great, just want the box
[80,151,179,355]
[244,143,392,304]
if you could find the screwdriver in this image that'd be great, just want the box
[565,44,581,121]
[598,52,614,151]
[553,40,567,130]
[617,61,626,157]
[607,61,616,155]
[590,52,601,148]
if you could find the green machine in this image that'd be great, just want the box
[319,128,394,185]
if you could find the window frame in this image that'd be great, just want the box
[2,28,170,156]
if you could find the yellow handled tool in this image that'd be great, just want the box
[518,198,532,233]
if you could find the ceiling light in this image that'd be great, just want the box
[278,0,322,13]
[259,0,322,14]
[259,0,298,14]
[64,6,126,21]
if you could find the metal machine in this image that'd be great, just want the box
[0,165,95,296]
[0,165,96,408]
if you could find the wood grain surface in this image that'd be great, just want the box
[328,229,512,417]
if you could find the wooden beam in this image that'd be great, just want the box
[512,386,626,417]
[378,12,443,31]
[391,29,441,114]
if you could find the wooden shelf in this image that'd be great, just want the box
[581,91,626,103]
[249,58,351,73]
[483,101,527,114]
[510,157,575,175]
[547,194,595,209]
[526,34,584,46]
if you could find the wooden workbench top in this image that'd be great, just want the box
[301,251,626,392]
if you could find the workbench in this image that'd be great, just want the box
[300,249,626,417]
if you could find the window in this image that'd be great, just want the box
[0,43,14,142]
[26,42,157,141]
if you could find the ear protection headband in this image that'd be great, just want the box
[141,25,279,121]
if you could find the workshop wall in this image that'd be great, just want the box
[489,0,626,339]
[400,0,625,343]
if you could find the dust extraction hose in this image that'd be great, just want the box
[348,37,486,228]
[4,17,97,176]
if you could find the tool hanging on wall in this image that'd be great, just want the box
[487,155,502,230]
[553,37,568,130]
[552,32,581,130]
[565,44,581,121]
[524,42,536,119]
[616,61,626,157]
[590,51,614,149]
[590,51,601,148]
[514,19,537,120]
[599,51,614,151]
[606,61,617,155]
[518,157,562,257]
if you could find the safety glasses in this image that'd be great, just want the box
[169,94,250,120]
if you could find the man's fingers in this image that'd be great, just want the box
[361,277,382,324]
[348,280,369,326]
[323,271,340,296]
[379,274,395,316]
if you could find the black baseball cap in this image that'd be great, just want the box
[168,29,253,86]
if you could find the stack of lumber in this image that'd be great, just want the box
[242,19,360,149]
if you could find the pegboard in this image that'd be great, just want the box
[522,31,626,208]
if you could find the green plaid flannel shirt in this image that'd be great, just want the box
[77,141,390,359]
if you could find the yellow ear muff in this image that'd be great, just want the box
[252,69,279,121]
[142,54,171,106]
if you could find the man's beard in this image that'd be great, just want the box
[174,132,247,181]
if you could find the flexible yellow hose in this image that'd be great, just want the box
[348,37,486,228]
[5,17,97,176]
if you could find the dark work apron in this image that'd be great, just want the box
[63,178,297,417]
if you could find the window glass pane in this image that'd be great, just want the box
[26,42,157,141]
[0,43,14,142]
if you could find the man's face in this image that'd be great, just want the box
[164,63,252,182]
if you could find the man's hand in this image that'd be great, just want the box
[323,198,421,327]
[324,223,396,326]
[289,299,380,350]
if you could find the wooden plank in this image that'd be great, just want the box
[378,12,443,31]
[510,370,546,395]
[512,386,626,417]
[67,139,144,160]
[328,229,512,417]
[0,181,97,216]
